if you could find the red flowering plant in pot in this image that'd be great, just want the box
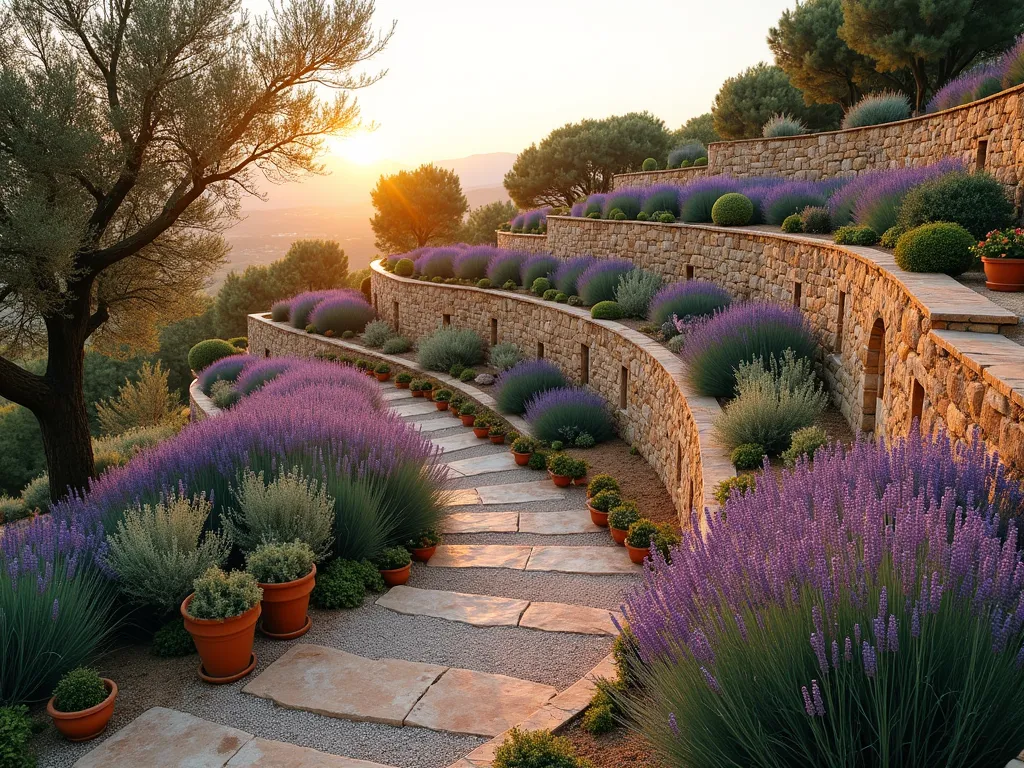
[608,501,641,545]
[975,227,1024,291]
[182,567,262,684]
[406,529,441,563]
[433,388,453,411]
[47,668,117,742]
[375,546,413,587]
[246,541,317,640]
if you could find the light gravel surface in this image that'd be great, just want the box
[446,531,616,548]
[957,270,1024,345]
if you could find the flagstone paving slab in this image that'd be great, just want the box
[471,480,567,505]
[441,511,519,533]
[381,389,411,401]
[525,546,641,575]
[376,585,529,627]
[409,418,459,433]
[519,602,620,636]
[431,432,486,453]
[444,488,482,505]
[73,707,251,768]
[518,510,601,535]
[391,401,440,417]
[243,645,446,726]
[444,452,518,477]
[405,668,557,738]
[428,544,533,570]
[226,738,396,768]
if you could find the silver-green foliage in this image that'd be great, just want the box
[246,540,316,584]
[713,351,827,454]
[104,493,230,612]
[782,426,828,466]
[489,342,524,371]
[614,269,662,318]
[362,320,396,348]
[417,326,484,372]
[186,568,262,620]
[381,336,411,354]
[223,468,335,560]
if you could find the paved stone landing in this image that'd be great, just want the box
[391,401,439,417]
[518,510,601,534]
[405,667,557,738]
[408,418,458,433]
[72,707,395,768]
[442,511,519,533]
[380,389,410,401]
[519,602,619,635]
[243,645,445,726]
[430,432,485,454]
[444,452,518,477]
[446,480,567,507]
[429,544,638,574]
[428,544,533,570]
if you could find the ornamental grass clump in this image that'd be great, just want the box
[495,359,568,414]
[681,302,817,397]
[602,190,644,220]
[521,254,560,287]
[553,255,596,295]
[270,300,290,322]
[841,91,911,129]
[309,295,375,336]
[489,342,524,371]
[648,280,731,325]
[762,181,828,226]
[762,113,808,137]
[618,429,1024,768]
[198,355,251,396]
[640,185,682,219]
[525,387,615,444]
[362,320,396,348]
[667,142,707,168]
[577,259,635,306]
[486,250,529,287]
[417,326,484,372]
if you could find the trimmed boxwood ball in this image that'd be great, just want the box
[731,443,766,470]
[591,301,623,320]
[895,171,1014,240]
[894,222,976,276]
[834,225,879,246]
[394,258,415,277]
[188,339,238,372]
[477,278,491,288]
[543,289,558,300]
[711,193,754,227]
[642,157,658,171]
[781,214,803,233]
[532,277,551,295]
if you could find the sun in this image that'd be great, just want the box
[330,130,386,165]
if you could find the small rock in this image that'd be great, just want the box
[474,373,495,385]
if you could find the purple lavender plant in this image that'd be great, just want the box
[678,176,742,223]
[198,355,253,396]
[524,386,615,444]
[486,250,529,286]
[415,247,459,279]
[495,359,568,414]
[308,294,375,336]
[521,254,561,288]
[577,258,635,305]
[648,280,732,325]
[761,181,829,226]
[552,255,597,295]
[454,246,499,280]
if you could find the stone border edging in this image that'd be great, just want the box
[188,378,221,420]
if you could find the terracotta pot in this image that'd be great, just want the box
[473,426,489,438]
[396,381,409,389]
[489,434,505,445]
[380,562,412,587]
[412,390,424,398]
[512,451,531,466]
[423,389,434,400]
[258,564,316,640]
[982,257,1024,291]
[461,414,476,427]
[47,680,117,742]
[181,594,260,683]
[450,407,460,417]
[410,545,437,563]
[549,471,572,488]
[588,504,609,527]
[435,401,449,411]
[375,372,391,382]
[625,542,648,564]
[573,474,588,486]
[610,526,628,545]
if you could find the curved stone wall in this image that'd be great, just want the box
[543,214,1024,472]
[611,165,708,190]
[495,232,550,252]
[360,264,733,525]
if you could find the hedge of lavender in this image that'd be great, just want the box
[553,255,597,295]
[198,355,252,396]
[495,359,569,415]
[510,207,550,234]
[619,431,1024,767]
[522,254,562,287]
[524,387,615,444]
[681,302,817,397]
[648,281,732,326]
[415,247,460,279]
[308,294,376,336]
[288,288,366,330]
[454,246,500,280]
[486,249,529,286]
[577,259,635,305]
[928,35,1024,112]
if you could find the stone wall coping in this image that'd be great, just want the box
[370,261,735,512]
[613,165,706,182]
[931,329,1024,409]
[705,82,1024,151]
[495,232,547,239]
[246,313,532,436]
[546,216,1019,327]
[188,378,221,419]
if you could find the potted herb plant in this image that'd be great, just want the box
[396,371,412,389]
[459,403,477,427]
[624,518,657,564]
[406,529,441,563]
[608,502,641,545]
[587,474,619,499]
[420,381,434,400]
[375,546,413,587]
[472,413,491,438]
[410,379,425,397]
[374,362,391,382]
[488,424,506,445]
[246,541,317,640]
[510,436,537,466]
[449,396,464,417]
[976,227,1024,291]
[587,489,621,527]
[181,567,262,683]
[433,388,452,411]
[548,454,587,488]
[47,668,117,742]
[355,359,369,375]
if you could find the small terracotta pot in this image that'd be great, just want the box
[473,426,489,438]
[982,256,1024,291]
[610,526,628,545]
[412,390,424,398]
[435,401,449,411]
[625,542,648,564]
[549,471,572,488]
[450,407,460,417]
[574,474,588,486]
[182,595,260,683]
[489,434,505,445]
[47,680,118,742]
[396,381,409,389]
[512,451,531,466]
[375,372,391,382]
[461,414,476,427]
[258,564,316,640]
[423,389,434,400]
[380,562,412,587]
[588,504,609,527]
[410,545,437,563]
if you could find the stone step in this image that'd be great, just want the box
[445,480,567,506]
[243,645,557,738]
[428,544,639,574]
[72,707,395,768]
[380,389,410,401]
[409,418,459,433]
[376,585,619,635]
[444,452,519,477]
[431,432,488,454]
[441,510,600,535]
[442,511,520,533]
[390,401,439,417]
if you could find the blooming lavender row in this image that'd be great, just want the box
[510,206,550,233]
[287,288,366,329]
[828,157,964,228]
[927,35,1024,113]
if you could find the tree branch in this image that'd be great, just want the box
[0,354,47,409]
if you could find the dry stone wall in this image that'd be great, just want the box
[495,232,550,252]
[611,165,708,190]
[543,215,1024,473]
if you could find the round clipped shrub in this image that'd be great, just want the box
[680,160,692,167]
[895,171,1014,240]
[658,213,676,224]
[880,225,906,249]
[591,301,624,320]
[800,206,832,234]
[532,277,551,295]
[611,209,627,221]
[188,339,237,373]
[694,157,708,166]
[833,225,879,246]
[711,193,753,227]
[637,212,650,221]
[642,157,658,171]
[555,292,569,303]
[894,222,976,276]
[543,289,558,301]
[781,214,803,233]
[493,728,592,768]
[394,258,415,277]
[477,278,491,289]
[731,443,766,471]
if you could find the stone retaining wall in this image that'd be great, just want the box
[544,215,1024,472]
[610,165,708,190]
[495,232,550,252]
[359,264,733,525]
[188,379,219,421]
